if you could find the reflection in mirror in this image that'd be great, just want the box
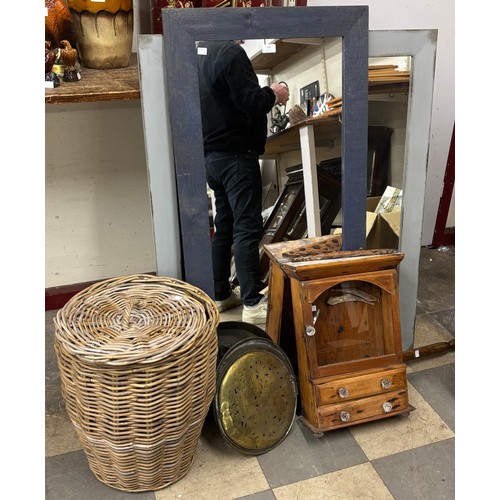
[196,37,293,307]
[162,5,370,296]
[198,37,411,290]
[199,37,345,290]
[159,12,435,349]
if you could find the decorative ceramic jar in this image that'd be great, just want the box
[68,0,133,69]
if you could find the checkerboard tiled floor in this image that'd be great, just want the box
[45,245,455,499]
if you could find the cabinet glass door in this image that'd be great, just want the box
[303,272,400,377]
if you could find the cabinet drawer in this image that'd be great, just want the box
[314,365,407,405]
[317,388,409,428]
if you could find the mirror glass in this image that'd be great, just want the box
[162,5,371,295]
[161,14,435,347]
[198,36,411,288]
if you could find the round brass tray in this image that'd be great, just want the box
[214,321,298,455]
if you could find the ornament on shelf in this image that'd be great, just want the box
[45,0,77,49]
[60,40,81,82]
[45,41,60,88]
[270,104,289,134]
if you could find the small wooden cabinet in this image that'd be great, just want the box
[264,235,412,434]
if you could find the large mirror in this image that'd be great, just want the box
[162,6,369,297]
[222,38,408,286]
[157,8,436,350]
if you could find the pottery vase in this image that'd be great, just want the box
[68,0,133,69]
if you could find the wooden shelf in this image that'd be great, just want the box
[263,79,408,157]
[251,39,312,73]
[45,53,140,104]
[264,112,341,156]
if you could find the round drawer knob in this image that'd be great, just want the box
[380,378,392,389]
[382,402,393,413]
[305,325,316,336]
[338,387,349,398]
[340,411,351,422]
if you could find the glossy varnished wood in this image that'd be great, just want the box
[403,339,455,362]
[266,261,285,345]
[264,235,404,282]
[314,365,407,406]
[264,236,410,433]
[316,388,410,430]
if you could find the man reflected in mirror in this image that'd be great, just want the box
[197,39,289,324]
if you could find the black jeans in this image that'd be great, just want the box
[205,150,265,306]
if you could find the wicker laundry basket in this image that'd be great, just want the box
[53,274,219,492]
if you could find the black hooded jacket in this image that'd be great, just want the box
[197,40,275,155]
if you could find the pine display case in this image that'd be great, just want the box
[264,235,413,435]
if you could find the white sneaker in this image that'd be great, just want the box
[242,297,268,325]
[215,290,242,313]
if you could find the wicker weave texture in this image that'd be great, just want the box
[53,274,219,492]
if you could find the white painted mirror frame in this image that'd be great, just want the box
[368,30,437,350]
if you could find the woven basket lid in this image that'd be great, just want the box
[54,274,219,366]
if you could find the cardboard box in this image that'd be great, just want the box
[332,189,401,249]
[365,196,400,249]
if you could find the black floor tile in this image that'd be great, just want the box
[429,309,455,336]
[236,490,276,500]
[416,303,426,316]
[45,450,156,500]
[256,418,367,489]
[417,246,455,313]
[372,439,455,500]
[408,363,455,432]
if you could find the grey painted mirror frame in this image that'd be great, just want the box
[161,6,369,297]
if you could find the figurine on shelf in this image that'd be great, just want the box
[45,41,60,88]
[60,40,80,82]
[50,47,65,78]
[288,104,308,126]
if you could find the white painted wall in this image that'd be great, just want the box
[45,0,155,288]
[45,101,155,287]
[307,0,455,244]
